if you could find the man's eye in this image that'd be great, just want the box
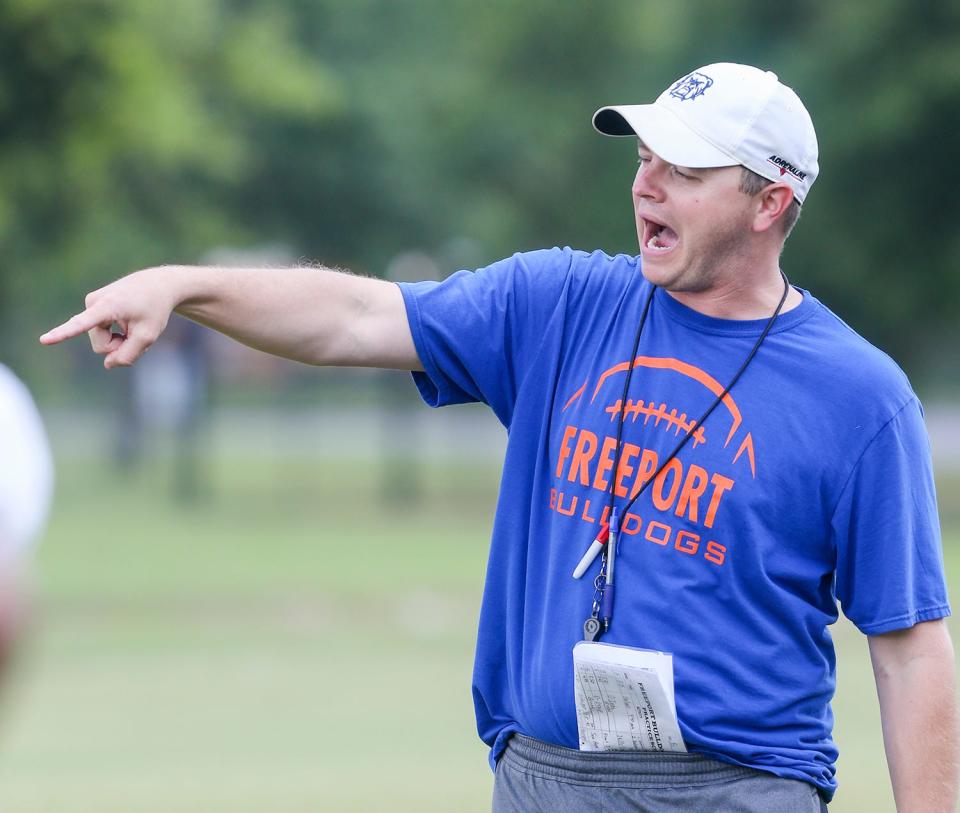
[670,165,691,179]
[637,156,650,166]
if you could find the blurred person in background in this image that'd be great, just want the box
[40,63,958,811]
[114,315,210,502]
[0,364,53,684]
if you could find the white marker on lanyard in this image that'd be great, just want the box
[572,523,610,579]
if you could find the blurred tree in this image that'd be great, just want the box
[4,0,958,390]
[0,0,345,378]
[286,0,960,379]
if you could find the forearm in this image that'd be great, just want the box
[170,264,403,367]
[872,626,960,811]
[41,260,420,370]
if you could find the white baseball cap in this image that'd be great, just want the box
[593,62,819,203]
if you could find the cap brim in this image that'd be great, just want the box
[592,103,738,169]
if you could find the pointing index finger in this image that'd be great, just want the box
[39,308,111,346]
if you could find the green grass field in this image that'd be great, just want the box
[0,442,956,811]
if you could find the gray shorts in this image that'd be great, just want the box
[493,734,828,813]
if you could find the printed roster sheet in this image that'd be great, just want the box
[573,641,686,752]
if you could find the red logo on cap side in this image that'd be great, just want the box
[766,155,806,181]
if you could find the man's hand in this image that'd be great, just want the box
[870,618,960,812]
[40,267,184,369]
[40,264,422,371]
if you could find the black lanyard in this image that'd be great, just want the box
[581,271,791,642]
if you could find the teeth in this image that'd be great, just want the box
[646,227,675,252]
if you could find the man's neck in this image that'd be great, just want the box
[665,270,802,320]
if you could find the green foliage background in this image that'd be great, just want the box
[2,0,958,391]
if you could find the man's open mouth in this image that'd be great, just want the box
[642,216,679,254]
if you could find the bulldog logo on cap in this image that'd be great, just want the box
[668,71,714,102]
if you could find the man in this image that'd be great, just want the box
[41,63,958,810]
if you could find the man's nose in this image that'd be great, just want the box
[632,163,666,203]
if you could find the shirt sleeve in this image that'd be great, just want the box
[397,247,576,427]
[832,397,951,635]
[0,366,54,561]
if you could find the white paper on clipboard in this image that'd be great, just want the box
[573,641,686,752]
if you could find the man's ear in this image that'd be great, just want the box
[753,183,795,233]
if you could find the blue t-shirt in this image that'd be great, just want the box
[397,247,950,799]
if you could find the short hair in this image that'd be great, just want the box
[739,167,802,239]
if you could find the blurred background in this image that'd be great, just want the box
[0,0,958,810]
